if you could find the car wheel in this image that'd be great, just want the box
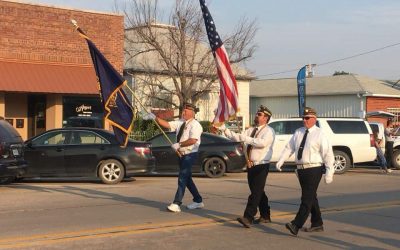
[98,159,125,184]
[392,150,400,169]
[333,150,351,174]
[204,157,226,178]
[0,177,15,185]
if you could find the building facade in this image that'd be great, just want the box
[0,0,124,140]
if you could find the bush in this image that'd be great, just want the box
[199,120,212,132]
[131,117,161,140]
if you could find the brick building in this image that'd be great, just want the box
[0,0,124,140]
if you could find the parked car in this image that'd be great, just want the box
[23,128,154,184]
[147,132,246,178]
[268,118,376,174]
[0,119,28,184]
[390,136,400,169]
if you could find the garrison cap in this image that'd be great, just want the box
[257,105,272,117]
[183,103,199,113]
[303,107,317,117]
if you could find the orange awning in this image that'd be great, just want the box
[0,60,98,94]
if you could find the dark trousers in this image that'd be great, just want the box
[173,152,202,205]
[385,141,394,168]
[244,163,270,221]
[292,166,323,228]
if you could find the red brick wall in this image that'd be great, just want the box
[0,0,124,72]
[366,96,400,126]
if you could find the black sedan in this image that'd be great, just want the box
[23,128,155,184]
[147,132,246,178]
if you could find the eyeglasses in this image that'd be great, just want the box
[303,116,314,120]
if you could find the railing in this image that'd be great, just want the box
[129,131,159,141]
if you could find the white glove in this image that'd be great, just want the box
[324,175,333,184]
[142,112,156,120]
[275,161,283,171]
[239,134,247,142]
[216,124,226,131]
[171,143,180,151]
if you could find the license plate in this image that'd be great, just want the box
[12,149,19,156]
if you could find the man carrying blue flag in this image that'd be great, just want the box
[72,20,134,147]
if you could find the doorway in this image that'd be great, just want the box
[28,95,46,138]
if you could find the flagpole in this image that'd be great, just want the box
[123,83,182,157]
[71,19,181,157]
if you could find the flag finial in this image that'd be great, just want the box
[71,19,78,28]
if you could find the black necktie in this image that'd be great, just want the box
[297,129,309,160]
[176,122,186,142]
[246,127,258,157]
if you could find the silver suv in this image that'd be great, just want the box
[0,119,27,184]
[269,118,376,174]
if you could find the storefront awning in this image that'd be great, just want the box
[0,60,99,94]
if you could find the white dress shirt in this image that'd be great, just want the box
[169,118,203,154]
[278,125,335,177]
[225,124,275,163]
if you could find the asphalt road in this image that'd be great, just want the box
[0,167,399,249]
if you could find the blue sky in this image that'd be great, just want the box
[25,0,400,80]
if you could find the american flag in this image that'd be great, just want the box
[199,0,239,125]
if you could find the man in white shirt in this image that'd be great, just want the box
[215,105,275,228]
[144,103,204,213]
[276,107,334,236]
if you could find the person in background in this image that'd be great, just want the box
[276,107,334,236]
[143,103,204,213]
[373,130,392,173]
[214,105,275,228]
[384,119,395,171]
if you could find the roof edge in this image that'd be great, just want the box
[3,0,123,17]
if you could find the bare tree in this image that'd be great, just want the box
[119,0,257,116]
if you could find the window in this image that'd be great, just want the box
[387,107,400,124]
[32,131,69,146]
[75,131,108,144]
[269,121,304,135]
[327,121,368,134]
[151,92,172,109]
[150,133,175,147]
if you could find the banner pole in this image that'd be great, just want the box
[124,83,182,157]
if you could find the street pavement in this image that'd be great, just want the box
[0,167,399,249]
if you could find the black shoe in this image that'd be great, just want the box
[285,222,299,236]
[254,216,271,224]
[237,217,252,228]
[303,225,324,232]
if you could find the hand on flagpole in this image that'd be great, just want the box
[142,112,156,120]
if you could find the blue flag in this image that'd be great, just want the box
[297,66,306,117]
[75,26,134,147]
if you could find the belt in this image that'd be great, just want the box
[296,163,321,169]
[179,150,197,156]
[248,160,269,167]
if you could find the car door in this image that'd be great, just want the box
[64,130,109,176]
[269,120,304,162]
[150,133,179,172]
[24,131,69,176]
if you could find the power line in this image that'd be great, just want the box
[257,41,400,78]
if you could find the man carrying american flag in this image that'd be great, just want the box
[199,1,275,229]
[199,0,239,126]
